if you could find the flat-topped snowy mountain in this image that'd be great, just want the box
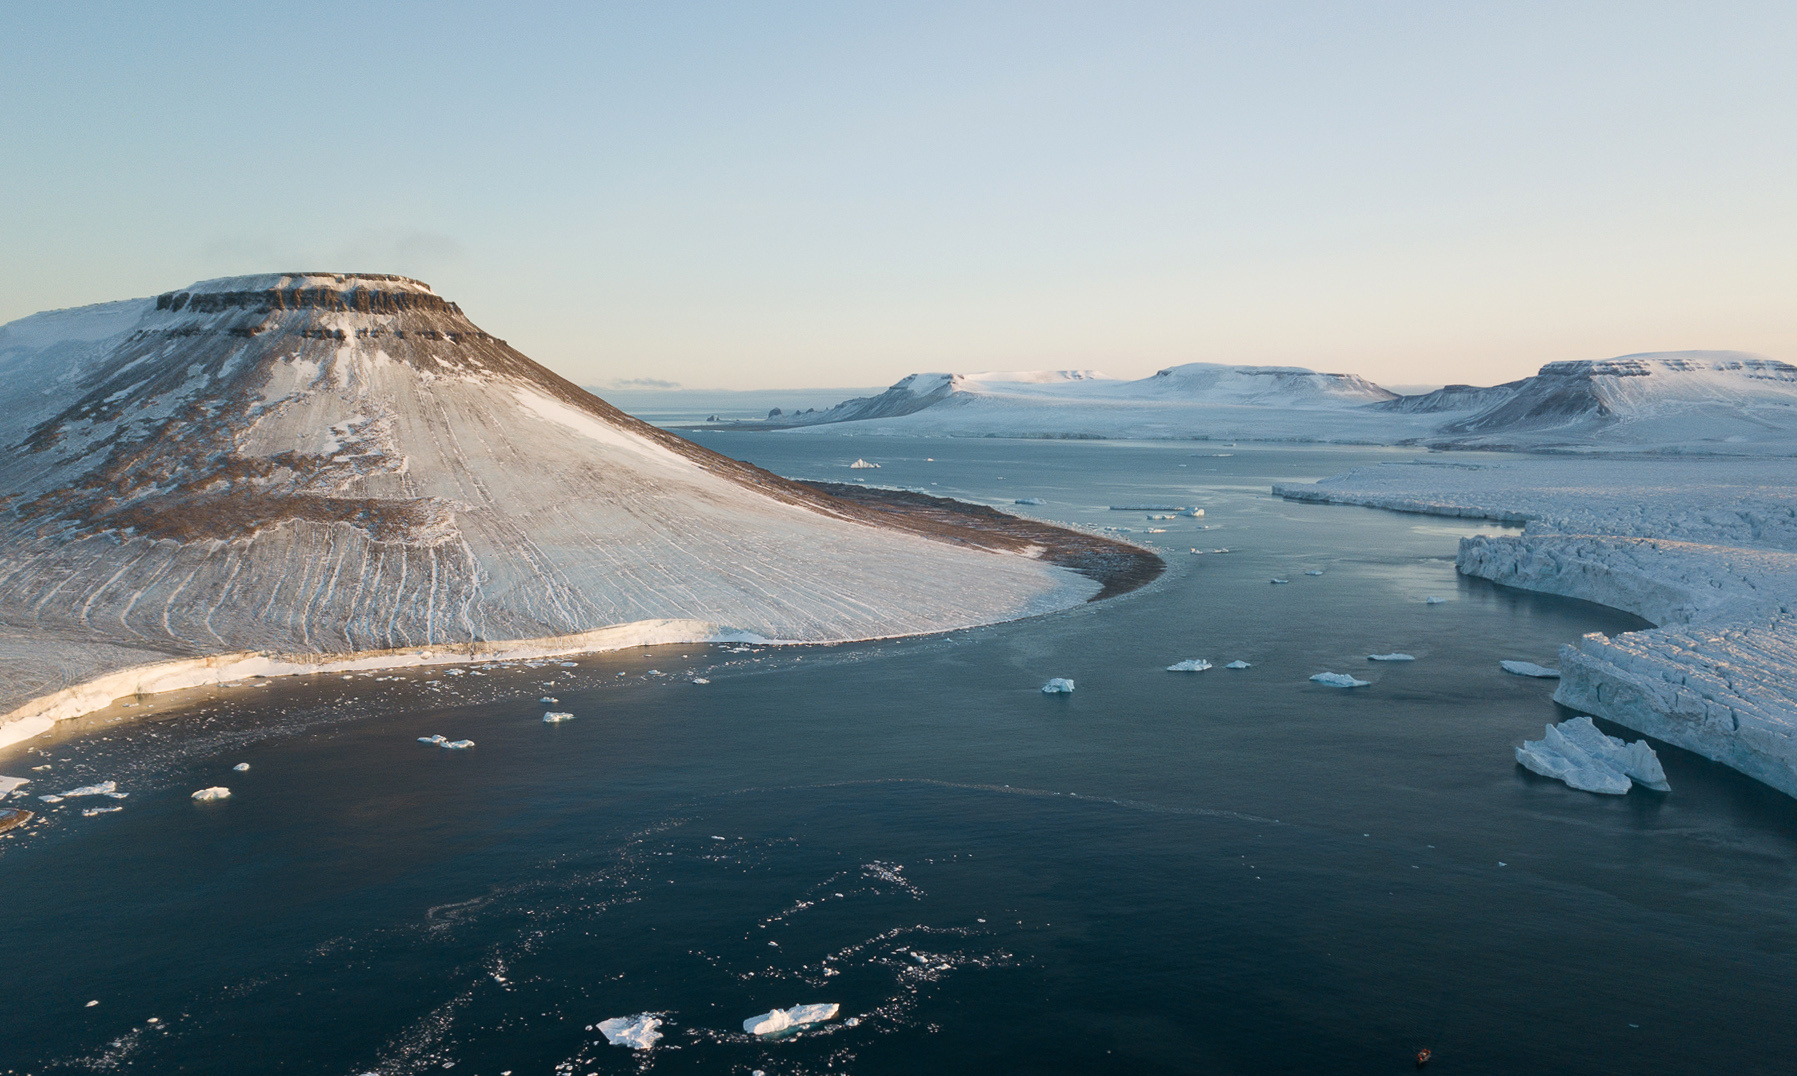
[740,362,1425,442]
[0,274,1110,737]
[1420,351,1797,451]
[711,353,1797,453]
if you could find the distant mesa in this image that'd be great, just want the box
[0,273,1159,742]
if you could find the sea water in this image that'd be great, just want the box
[3,438,1795,1075]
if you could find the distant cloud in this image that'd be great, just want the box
[605,378,683,390]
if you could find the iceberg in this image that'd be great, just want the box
[1041,678,1076,693]
[233,763,250,772]
[442,739,475,749]
[1310,672,1370,688]
[1500,660,1560,678]
[1166,659,1213,672]
[191,786,231,801]
[1225,660,1251,669]
[1368,653,1416,662]
[597,1014,662,1049]
[1304,570,1325,576]
[743,1002,840,1036]
[1270,578,1289,584]
[418,734,447,745]
[1014,497,1046,505]
[61,781,118,798]
[539,696,558,703]
[1515,716,1670,794]
[543,711,575,723]
[848,458,880,469]
[1182,508,1205,517]
[1424,596,1448,604]
[690,677,710,684]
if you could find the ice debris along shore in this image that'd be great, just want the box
[597,1014,662,1049]
[1166,659,1213,672]
[1274,456,1797,797]
[1041,678,1076,693]
[1500,660,1560,678]
[1517,717,1670,794]
[1310,672,1370,688]
[743,1003,840,1036]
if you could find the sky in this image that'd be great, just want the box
[4,2,1795,390]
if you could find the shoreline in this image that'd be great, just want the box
[1273,463,1797,798]
[0,491,1164,752]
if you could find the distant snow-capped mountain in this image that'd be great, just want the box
[711,353,1797,453]
[0,273,1107,736]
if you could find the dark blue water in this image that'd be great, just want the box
[5,439,1796,1075]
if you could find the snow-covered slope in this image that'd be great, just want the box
[739,363,1430,443]
[0,274,1104,741]
[1275,457,1797,797]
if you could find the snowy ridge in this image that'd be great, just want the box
[0,275,1106,740]
[1274,457,1797,796]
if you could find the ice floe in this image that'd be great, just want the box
[233,763,250,771]
[417,734,447,745]
[1500,660,1560,678]
[83,806,122,817]
[1368,653,1416,662]
[690,677,710,684]
[1166,659,1213,672]
[1040,678,1076,693]
[0,775,29,795]
[1225,660,1252,669]
[191,787,231,801]
[442,739,475,749]
[543,711,575,723]
[743,1002,841,1036]
[597,1014,662,1049]
[1310,672,1370,688]
[1515,716,1669,794]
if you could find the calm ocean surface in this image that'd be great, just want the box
[5,437,1795,1075]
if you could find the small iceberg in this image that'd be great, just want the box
[442,740,475,750]
[1424,596,1448,604]
[233,763,251,772]
[1310,672,1370,688]
[62,781,118,798]
[743,1002,841,1036]
[539,696,558,703]
[1270,578,1289,585]
[690,677,711,684]
[1166,659,1213,672]
[597,1014,663,1049]
[1014,497,1046,505]
[1182,508,1205,517]
[848,458,880,469]
[543,711,575,723]
[191,787,232,801]
[1225,660,1251,669]
[1500,660,1560,679]
[1368,653,1416,662]
[1041,678,1076,694]
[1304,570,1325,576]
[1516,716,1669,794]
[417,734,447,745]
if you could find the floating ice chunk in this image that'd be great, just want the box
[1225,660,1252,669]
[1515,716,1670,794]
[38,794,63,803]
[1014,497,1046,505]
[1182,508,1205,517]
[191,787,231,801]
[690,677,711,684]
[597,1014,662,1049]
[1146,528,1167,533]
[848,458,880,469]
[442,740,475,749]
[1211,548,1230,554]
[539,696,558,703]
[85,1000,98,1007]
[1166,659,1213,672]
[233,763,250,772]
[1424,596,1447,604]
[1270,578,1289,585]
[1310,672,1370,688]
[543,712,575,723]
[1304,570,1325,576]
[61,781,118,798]
[0,776,28,795]
[743,1003,840,1036]
[83,806,122,817]
[418,734,447,745]
[1500,660,1560,678]
[1041,678,1076,694]
[1368,653,1416,662]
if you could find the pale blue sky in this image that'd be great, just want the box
[5,2,1794,389]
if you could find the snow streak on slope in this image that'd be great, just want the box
[1275,457,1797,797]
[0,274,1103,737]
